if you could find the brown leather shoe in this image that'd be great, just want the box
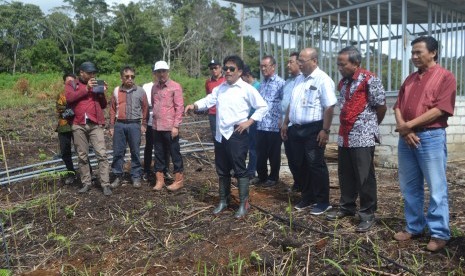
[426,238,447,252]
[393,231,418,241]
[153,172,165,191]
[167,172,184,191]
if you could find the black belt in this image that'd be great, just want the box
[292,120,323,129]
[117,119,141,124]
[413,127,443,132]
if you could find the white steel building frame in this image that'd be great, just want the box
[229,0,465,95]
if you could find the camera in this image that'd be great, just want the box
[92,80,105,93]
[62,108,75,119]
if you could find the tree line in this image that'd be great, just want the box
[0,0,260,76]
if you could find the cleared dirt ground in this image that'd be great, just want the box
[0,105,464,275]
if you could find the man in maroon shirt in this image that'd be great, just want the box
[393,36,456,252]
[65,61,111,196]
[151,61,185,192]
[205,58,225,140]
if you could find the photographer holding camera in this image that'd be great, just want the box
[56,73,77,185]
[65,61,112,196]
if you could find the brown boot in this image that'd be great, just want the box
[167,172,184,191]
[153,172,165,191]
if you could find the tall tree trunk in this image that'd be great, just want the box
[91,16,95,49]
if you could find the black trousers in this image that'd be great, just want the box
[338,146,377,221]
[256,130,282,182]
[153,130,183,173]
[58,132,75,172]
[288,120,329,204]
[144,126,170,174]
[284,138,299,185]
[215,130,249,178]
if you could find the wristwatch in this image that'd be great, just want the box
[322,129,330,134]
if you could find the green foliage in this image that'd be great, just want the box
[0,2,45,73]
[47,232,72,255]
[228,252,245,276]
[26,39,65,72]
[0,0,251,79]
[38,149,48,161]
[170,72,205,104]
[0,269,12,276]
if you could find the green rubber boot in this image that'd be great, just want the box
[213,177,231,215]
[234,177,250,219]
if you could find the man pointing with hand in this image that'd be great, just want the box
[185,55,268,219]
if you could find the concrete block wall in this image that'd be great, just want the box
[328,96,465,168]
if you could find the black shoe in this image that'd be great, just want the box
[110,176,122,188]
[294,201,315,211]
[249,177,265,186]
[142,173,149,182]
[310,203,332,215]
[103,186,112,196]
[133,178,141,188]
[64,176,76,185]
[356,220,375,232]
[261,180,277,188]
[326,210,355,221]
[78,185,91,194]
[291,183,302,192]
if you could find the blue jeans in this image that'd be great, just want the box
[398,128,450,240]
[111,122,142,180]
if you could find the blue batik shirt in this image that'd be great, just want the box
[257,74,285,132]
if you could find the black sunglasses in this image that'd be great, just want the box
[222,66,236,72]
[124,75,136,79]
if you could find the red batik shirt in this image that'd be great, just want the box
[338,68,386,148]
[151,79,184,131]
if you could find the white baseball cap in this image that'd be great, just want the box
[153,61,169,71]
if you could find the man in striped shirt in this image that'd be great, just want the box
[281,48,336,216]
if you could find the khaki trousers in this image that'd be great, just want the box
[72,123,110,187]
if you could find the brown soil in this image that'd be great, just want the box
[0,103,464,275]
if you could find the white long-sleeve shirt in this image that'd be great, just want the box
[195,78,268,142]
[142,82,154,126]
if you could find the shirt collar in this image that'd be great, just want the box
[417,63,439,75]
[120,85,136,92]
[157,79,170,88]
[304,66,320,80]
[264,73,278,82]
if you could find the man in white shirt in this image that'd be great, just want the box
[142,66,172,183]
[185,55,268,219]
[281,48,337,216]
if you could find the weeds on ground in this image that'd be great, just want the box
[228,252,245,276]
[47,232,74,256]
[196,260,217,275]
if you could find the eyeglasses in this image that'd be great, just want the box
[260,64,274,69]
[222,66,236,72]
[297,58,314,64]
[124,75,136,79]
